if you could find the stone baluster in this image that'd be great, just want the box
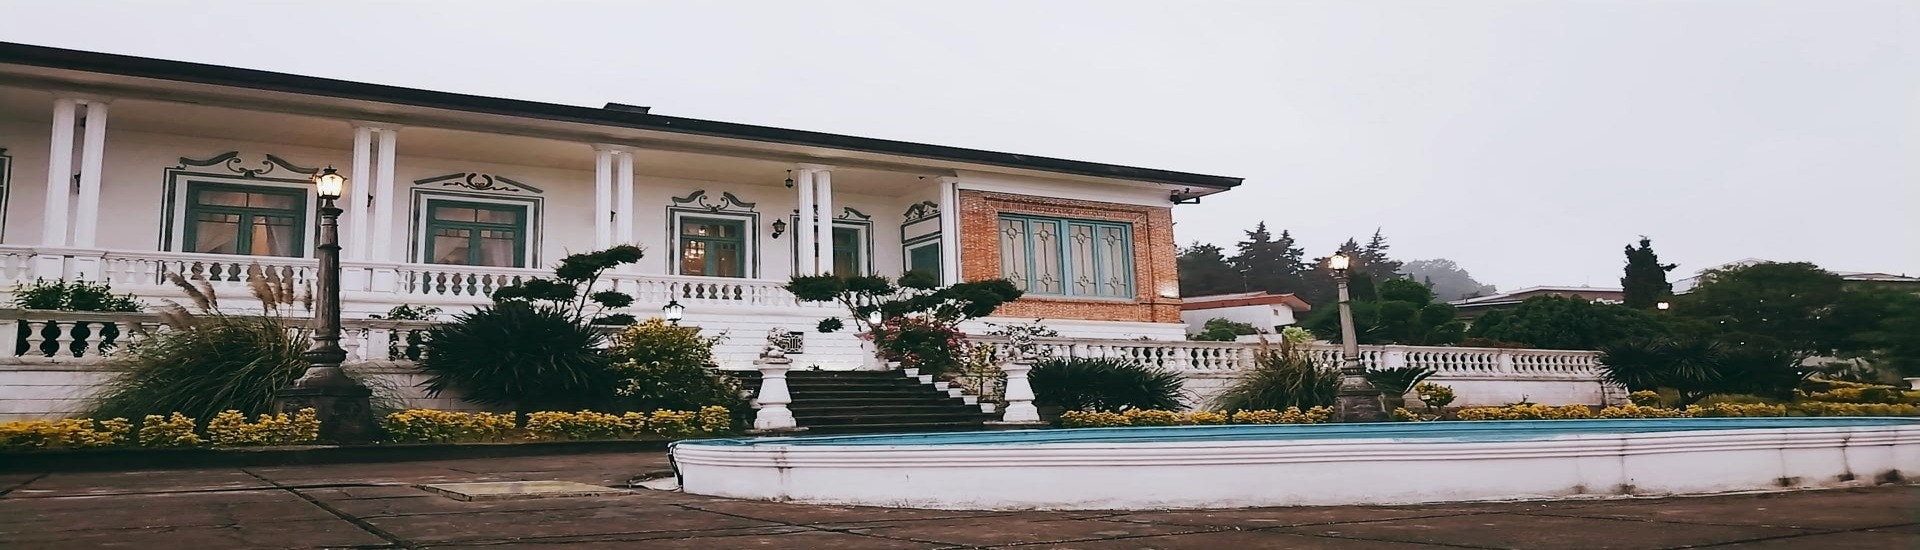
[50,321,75,358]
[751,354,802,432]
[23,320,47,357]
[0,317,16,358]
[996,355,1043,424]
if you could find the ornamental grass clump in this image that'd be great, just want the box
[1212,339,1338,412]
[91,273,319,421]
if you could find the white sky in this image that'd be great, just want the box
[4,0,1915,289]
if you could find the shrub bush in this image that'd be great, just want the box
[1212,340,1337,411]
[1029,357,1186,412]
[137,413,202,447]
[11,279,142,312]
[1415,382,1456,409]
[606,319,743,413]
[1627,390,1664,407]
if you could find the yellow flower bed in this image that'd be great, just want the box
[0,409,317,451]
[0,418,131,449]
[381,410,518,443]
[1455,401,1920,420]
[205,409,322,447]
[1059,407,1332,428]
[383,406,735,443]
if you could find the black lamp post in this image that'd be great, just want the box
[274,166,376,442]
[1329,253,1385,422]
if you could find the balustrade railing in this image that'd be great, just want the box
[969,336,1600,379]
[0,308,442,364]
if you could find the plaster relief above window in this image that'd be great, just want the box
[412,173,545,194]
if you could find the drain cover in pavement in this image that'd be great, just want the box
[420,481,632,501]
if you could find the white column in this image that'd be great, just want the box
[813,168,834,275]
[370,128,399,261]
[614,150,635,244]
[346,125,373,260]
[938,176,961,284]
[794,168,816,275]
[593,147,614,250]
[41,97,77,248]
[71,101,108,249]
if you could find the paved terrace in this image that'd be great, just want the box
[1,453,1915,549]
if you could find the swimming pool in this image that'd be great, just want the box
[670,418,1920,509]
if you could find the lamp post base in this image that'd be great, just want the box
[1334,375,1387,423]
[275,378,377,444]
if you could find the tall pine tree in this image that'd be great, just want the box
[1229,222,1307,295]
[1358,228,1403,282]
[1620,236,1676,309]
[1177,242,1244,297]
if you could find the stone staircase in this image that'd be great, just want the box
[732,370,998,434]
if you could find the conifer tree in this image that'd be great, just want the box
[1620,236,1676,309]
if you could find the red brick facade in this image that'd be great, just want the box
[958,190,1181,323]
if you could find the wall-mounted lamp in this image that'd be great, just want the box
[785,170,795,189]
[770,218,788,239]
[1170,188,1202,205]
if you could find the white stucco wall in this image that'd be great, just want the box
[1180,304,1298,335]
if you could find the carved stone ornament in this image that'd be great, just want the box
[177,151,319,178]
[412,173,544,193]
[672,190,756,212]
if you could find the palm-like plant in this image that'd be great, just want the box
[1028,357,1186,412]
[91,273,314,420]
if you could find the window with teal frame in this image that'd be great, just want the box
[996,215,1133,299]
[424,200,527,267]
[182,182,307,257]
[679,216,746,278]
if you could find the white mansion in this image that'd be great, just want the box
[0,42,1240,368]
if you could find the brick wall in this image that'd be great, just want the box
[958,190,1181,323]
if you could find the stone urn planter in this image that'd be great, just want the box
[1906,377,1920,390]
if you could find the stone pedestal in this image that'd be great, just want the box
[274,366,377,443]
[748,355,806,434]
[993,356,1046,426]
[1334,374,1386,423]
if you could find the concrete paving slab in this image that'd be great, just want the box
[427,529,947,549]
[841,515,1204,547]
[0,518,386,549]
[1703,530,1920,549]
[420,480,631,501]
[1095,506,1481,530]
[1282,512,1814,549]
[1519,487,1920,530]
[0,490,335,534]
[6,469,270,497]
[362,504,780,544]
[1003,530,1452,549]
[680,497,1016,526]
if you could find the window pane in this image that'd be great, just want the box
[833,227,860,275]
[478,230,516,267]
[430,228,472,264]
[682,219,737,237]
[433,206,478,223]
[998,218,1027,291]
[1068,224,1097,296]
[247,215,296,257]
[909,244,941,283]
[196,191,250,207]
[246,192,296,210]
[476,208,517,224]
[1032,220,1063,294]
[680,240,708,275]
[712,241,742,277]
[1100,226,1130,296]
[192,212,241,254]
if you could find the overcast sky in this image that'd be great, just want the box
[5,1,1915,289]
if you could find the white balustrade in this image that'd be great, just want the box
[969,336,1600,381]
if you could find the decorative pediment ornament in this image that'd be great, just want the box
[671,190,756,212]
[177,151,319,178]
[902,201,940,224]
[412,173,544,194]
[838,207,871,221]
